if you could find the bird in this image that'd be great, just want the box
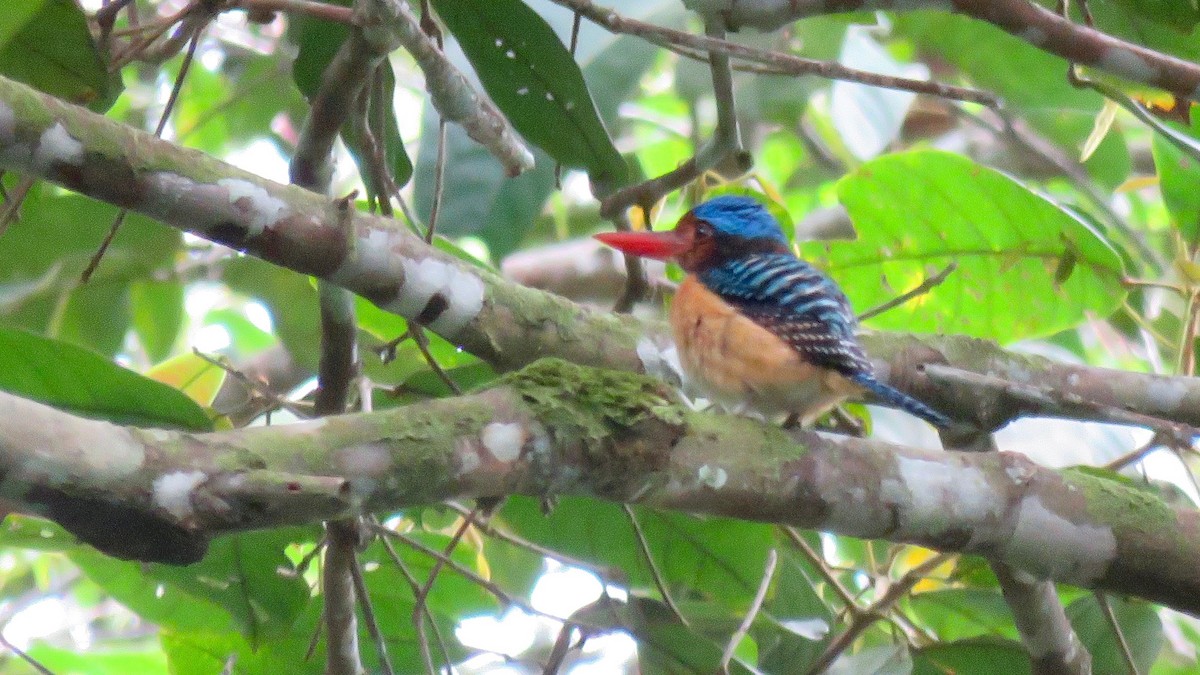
[595,195,950,428]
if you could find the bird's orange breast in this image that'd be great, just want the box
[670,276,860,422]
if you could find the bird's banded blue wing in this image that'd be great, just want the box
[700,254,873,375]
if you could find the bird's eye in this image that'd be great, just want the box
[696,222,714,237]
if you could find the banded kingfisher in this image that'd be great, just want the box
[596,195,950,428]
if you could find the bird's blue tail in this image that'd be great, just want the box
[849,372,951,427]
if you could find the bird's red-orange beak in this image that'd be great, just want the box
[594,229,691,261]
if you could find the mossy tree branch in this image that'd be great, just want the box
[0,359,1196,617]
[1,74,1199,435]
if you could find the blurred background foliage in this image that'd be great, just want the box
[0,0,1199,672]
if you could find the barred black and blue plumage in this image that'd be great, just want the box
[691,197,951,428]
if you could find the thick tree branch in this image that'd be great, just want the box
[0,360,1197,617]
[685,0,1200,102]
[3,73,1200,433]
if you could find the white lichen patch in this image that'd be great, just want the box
[457,447,481,475]
[0,101,14,143]
[481,422,525,463]
[217,177,287,237]
[1146,377,1188,414]
[430,266,485,336]
[636,336,686,389]
[697,464,728,490]
[1017,26,1048,46]
[336,442,393,476]
[1003,495,1117,584]
[33,122,84,169]
[387,257,485,337]
[1098,47,1159,85]
[878,457,1003,544]
[152,470,207,520]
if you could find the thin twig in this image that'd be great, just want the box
[372,519,451,675]
[858,262,957,322]
[425,118,448,243]
[622,505,689,627]
[411,326,462,394]
[191,348,312,420]
[375,524,605,630]
[548,0,999,107]
[720,549,777,673]
[1104,434,1164,471]
[1095,592,1141,675]
[781,526,858,610]
[444,502,614,577]
[349,548,396,675]
[84,25,201,284]
[0,631,52,675]
[805,553,953,675]
[0,175,35,239]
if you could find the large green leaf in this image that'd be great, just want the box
[432,0,627,188]
[0,328,210,430]
[1151,114,1200,244]
[413,4,660,257]
[72,528,315,645]
[822,150,1125,342]
[905,588,1019,642]
[499,496,775,609]
[414,115,557,258]
[0,0,121,110]
[623,597,759,674]
[130,280,184,363]
[0,187,182,356]
[753,544,834,673]
[912,638,1031,675]
[23,643,168,675]
[159,530,497,674]
[1068,595,1164,675]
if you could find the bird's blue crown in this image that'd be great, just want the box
[692,196,787,243]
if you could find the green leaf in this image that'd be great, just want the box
[432,0,627,187]
[499,497,775,608]
[0,328,211,430]
[1152,114,1200,243]
[1068,595,1164,675]
[413,121,557,259]
[1105,0,1200,33]
[0,514,77,552]
[906,588,1019,642]
[0,0,121,110]
[223,258,321,372]
[913,638,1031,675]
[624,597,759,674]
[0,189,182,356]
[23,643,168,675]
[131,280,184,363]
[73,528,315,644]
[753,544,834,673]
[826,150,1125,342]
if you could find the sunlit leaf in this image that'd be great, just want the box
[0,328,211,430]
[0,0,121,110]
[146,351,228,408]
[432,0,627,188]
[824,150,1125,342]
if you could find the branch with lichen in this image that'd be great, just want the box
[0,359,1197,618]
[378,0,534,176]
[2,73,1200,435]
[681,0,1200,103]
